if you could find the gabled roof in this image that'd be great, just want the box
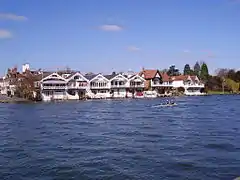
[190,76,199,81]
[139,69,161,79]
[84,74,98,81]
[160,72,171,82]
[66,72,89,82]
[104,74,116,80]
[171,75,187,81]
[171,75,199,81]
[128,74,145,81]
[89,74,110,82]
[41,72,67,82]
[107,73,129,81]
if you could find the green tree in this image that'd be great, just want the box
[225,78,239,93]
[183,64,191,75]
[227,69,236,81]
[167,65,180,76]
[193,62,201,76]
[200,62,209,81]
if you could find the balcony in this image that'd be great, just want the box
[68,85,88,89]
[129,84,145,88]
[152,82,173,87]
[42,86,66,90]
[111,84,128,88]
[184,83,205,88]
[90,85,110,89]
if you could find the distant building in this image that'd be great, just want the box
[22,63,30,73]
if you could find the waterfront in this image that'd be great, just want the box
[0,95,240,180]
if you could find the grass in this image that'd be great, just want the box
[207,90,237,95]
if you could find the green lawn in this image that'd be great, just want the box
[207,91,235,95]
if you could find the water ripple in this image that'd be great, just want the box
[0,96,240,179]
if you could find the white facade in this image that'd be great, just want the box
[40,73,68,101]
[171,76,205,95]
[0,77,10,95]
[110,74,129,98]
[128,74,145,98]
[39,72,147,101]
[89,74,111,99]
[38,72,205,101]
[66,72,90,100]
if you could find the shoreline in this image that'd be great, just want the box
[1,93,239,104]
[207,91,240,95]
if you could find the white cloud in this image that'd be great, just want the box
[0,29,12,39]
[127,46,140,52]
[99,24,123,31]
[0,13,28,21]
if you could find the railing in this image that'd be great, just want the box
[90,86,111,89]
[129,84,145,88]
[67,85,88,89]
[111,84,128,88]
[152,82,173,87]
[42,86,66,90]
[184,84,204,88]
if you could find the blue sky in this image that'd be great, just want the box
[0,0,240,75]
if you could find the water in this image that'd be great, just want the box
[0,95,240,180]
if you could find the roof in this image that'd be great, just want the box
[104,74,117,80]
[84,74,98,80]
[139,69,159,79]
[160,72,171,82]
[65,72,78,80]
[171,75,199,81]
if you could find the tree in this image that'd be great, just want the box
[200,62,209,81]
[193,62,201,76]
[215,68,229,78]
[227,69,236,81]
[235,71,240,82]
[225,78,239,93]
[161,69,168,73]
[183,64,191,75]
[167,65,180,76]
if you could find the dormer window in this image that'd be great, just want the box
[74,76,80,80]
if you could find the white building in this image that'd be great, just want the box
[171,75,205,95]
[40,73,68,101]
[88,74,111,99]
[109,73,129,98]
[38,70,205,101]
[22,63,30,73]
[38,72,146,101]
[140,69,205,96]
[66,72,90,100]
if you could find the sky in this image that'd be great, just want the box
[0,0,240,75]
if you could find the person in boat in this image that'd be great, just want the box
[167,99,176,105]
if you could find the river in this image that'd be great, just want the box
[0,95,240,180]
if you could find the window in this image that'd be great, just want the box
[74,76,80,80]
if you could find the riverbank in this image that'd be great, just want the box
[207,91,239,95]
[0,95,30,103]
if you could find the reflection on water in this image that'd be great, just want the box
[0,96,240,180]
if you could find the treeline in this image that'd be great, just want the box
[163,62,240,93]
[209,69,240,93]
[165,61,209,82]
